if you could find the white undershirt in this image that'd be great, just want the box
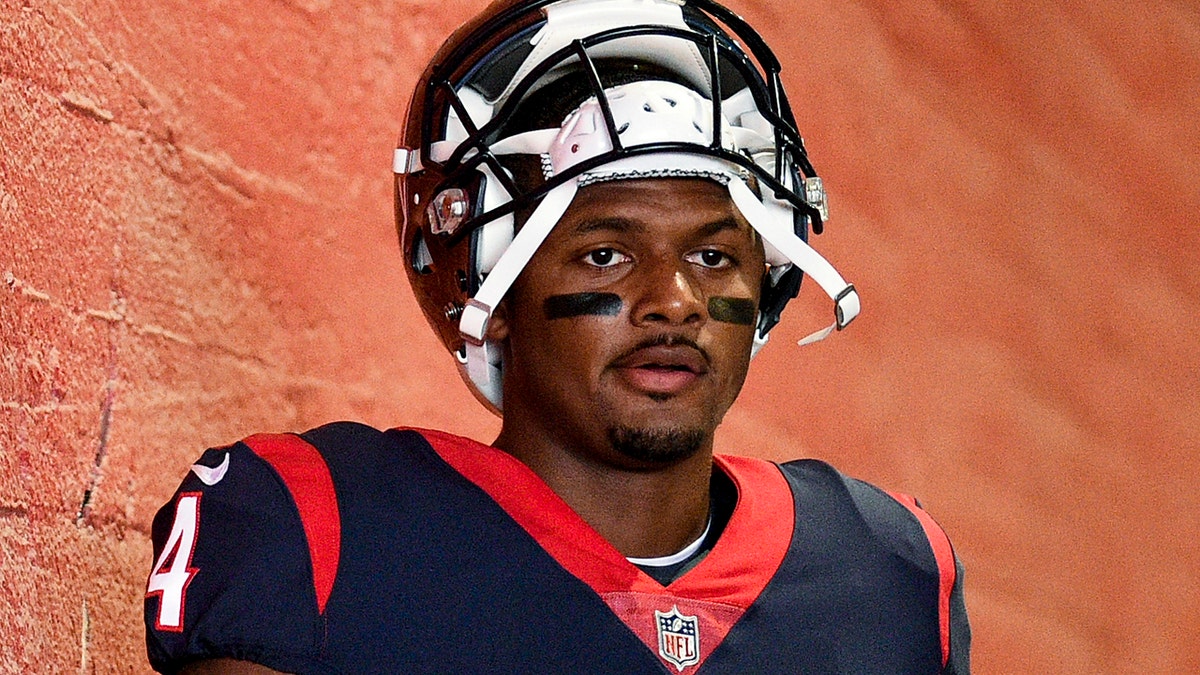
[625,514,713,567]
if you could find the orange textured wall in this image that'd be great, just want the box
[2,1,1197,672]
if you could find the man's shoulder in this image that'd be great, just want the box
[772,458,969,671]
[145,423,481,671]
[225,421,468,478]
[153,422,467,537]
[243,420,425,461]
[775,457,954,575]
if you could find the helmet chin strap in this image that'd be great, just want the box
[459,178,582,411]
[726,179,860,345]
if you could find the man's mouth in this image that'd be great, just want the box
[610,341,709,395]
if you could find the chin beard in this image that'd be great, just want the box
[607,426,705,465]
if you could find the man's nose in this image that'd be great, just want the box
[629,256,705,327]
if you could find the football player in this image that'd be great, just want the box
[146,0,970,672]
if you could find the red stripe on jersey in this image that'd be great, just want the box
[687,454,794,605]
[244,433,341,615]
[414,428,640,587]
[412,428,794,672]
[889,492,955,667]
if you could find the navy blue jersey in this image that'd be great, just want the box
[145,422,969,673]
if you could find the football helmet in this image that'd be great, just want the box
[395,0,859,413]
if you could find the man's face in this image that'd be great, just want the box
[494,178,765,468]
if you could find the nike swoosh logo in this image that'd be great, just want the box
[190,452,230,486]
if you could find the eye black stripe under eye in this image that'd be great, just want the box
[543,293,623,319]
[708,297,756,326]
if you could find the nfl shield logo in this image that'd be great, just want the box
[655,606,700,671]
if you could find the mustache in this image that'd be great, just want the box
[612,333,711,367]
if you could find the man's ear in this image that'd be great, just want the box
[485,300,510,342]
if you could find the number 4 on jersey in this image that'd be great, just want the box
[147,492,202,632]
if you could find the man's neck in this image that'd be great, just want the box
[493,429,713,559]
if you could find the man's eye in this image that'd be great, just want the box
[584,248,626,268]
[687,249,731,268]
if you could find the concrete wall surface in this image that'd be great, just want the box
[2,0,1197,672]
